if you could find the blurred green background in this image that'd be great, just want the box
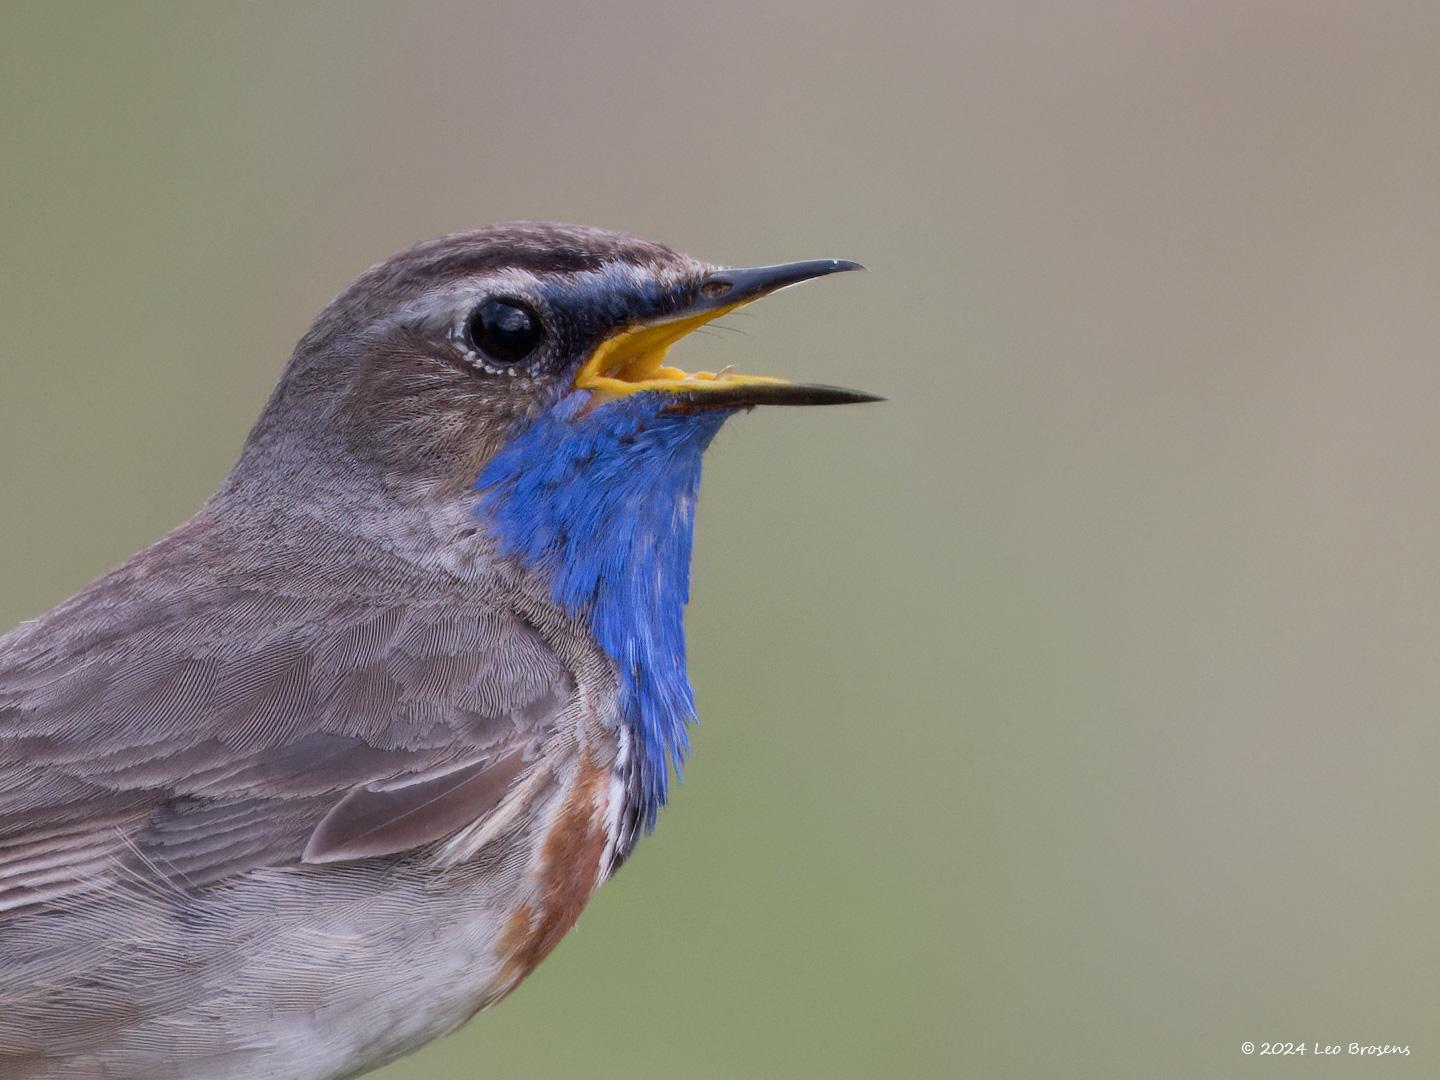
[4,2,1440,1077]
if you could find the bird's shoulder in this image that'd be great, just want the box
[0,514,603,915]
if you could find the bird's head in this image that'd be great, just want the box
[244,221,875,502]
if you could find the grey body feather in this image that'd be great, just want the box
[0,491,620,1078]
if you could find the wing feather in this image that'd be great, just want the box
[0,554,576,916]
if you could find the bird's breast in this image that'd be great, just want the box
[487,747,617,1000]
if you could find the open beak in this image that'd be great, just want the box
[573,259,882,410]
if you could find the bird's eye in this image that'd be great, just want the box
[465,298,543,367]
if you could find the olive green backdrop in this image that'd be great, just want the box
[4,3,1439,1077]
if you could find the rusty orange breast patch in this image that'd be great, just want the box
[491,752,610,998]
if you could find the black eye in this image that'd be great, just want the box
[466,297,543,367]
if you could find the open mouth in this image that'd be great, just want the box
[571,259,881,410]
[573,303,789,400]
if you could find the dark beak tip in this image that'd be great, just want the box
[800,384,885,406]
[663,382,884,411]
[703,258,868,305]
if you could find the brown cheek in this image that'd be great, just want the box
[340,347,512,497]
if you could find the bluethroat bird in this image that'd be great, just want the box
[0,223,877,1078]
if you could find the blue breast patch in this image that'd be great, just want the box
[475,390,730,828]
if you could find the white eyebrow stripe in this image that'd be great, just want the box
[382,255,706,345]
[390,266,549,334]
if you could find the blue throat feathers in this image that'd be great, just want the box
[475,390,730,828]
